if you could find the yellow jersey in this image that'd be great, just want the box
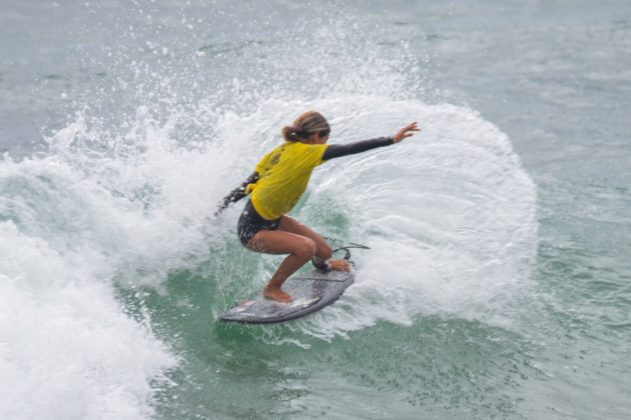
[247,141,328,220]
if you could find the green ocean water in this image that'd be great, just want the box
[121,184,631,419]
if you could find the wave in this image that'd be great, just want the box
[0,3,536,417]
[0,159,177,419]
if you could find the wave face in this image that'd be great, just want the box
[292,97,537,339]
[0,159,177,419]
[0,1,537,418]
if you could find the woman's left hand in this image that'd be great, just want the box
[392,122,421,143]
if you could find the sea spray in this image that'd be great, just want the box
[1,2,537,418]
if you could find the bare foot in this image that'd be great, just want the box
[329,259,352,271]
[263,286,294,303]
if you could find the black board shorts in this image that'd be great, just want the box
[237,200,282,246]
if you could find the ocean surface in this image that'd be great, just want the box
[1,1,630,419]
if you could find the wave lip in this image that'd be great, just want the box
[295,97,538,338]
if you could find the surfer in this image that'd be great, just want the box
[218,111,419,302]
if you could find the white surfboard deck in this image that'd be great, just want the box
[218,268,354,324]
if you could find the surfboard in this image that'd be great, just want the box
[218,268,354,324]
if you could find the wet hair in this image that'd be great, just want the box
[281,111,331,142]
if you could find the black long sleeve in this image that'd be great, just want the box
[322,137,393,161]
[216,171,259,214]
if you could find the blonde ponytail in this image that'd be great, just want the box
[281,111,330,142]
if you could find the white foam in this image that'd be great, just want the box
[0,95,277,417]
[293,97,538,339]
[0,221,177,420]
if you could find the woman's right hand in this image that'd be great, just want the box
[392,122,421,143]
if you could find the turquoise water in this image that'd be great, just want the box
[1,1,630,419]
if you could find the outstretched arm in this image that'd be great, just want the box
[322,122,420,161]
[216,171,259,214]
[322,137,393,160]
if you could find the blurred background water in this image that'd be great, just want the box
[1,1,630,419]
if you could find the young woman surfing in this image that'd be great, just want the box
[218,111,419,302]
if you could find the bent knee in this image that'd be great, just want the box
[317,242,333,260]
[294,238,317,260]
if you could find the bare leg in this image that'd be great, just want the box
[246,229,317,303]
[246,216,351,302]
[278,215,352,271]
